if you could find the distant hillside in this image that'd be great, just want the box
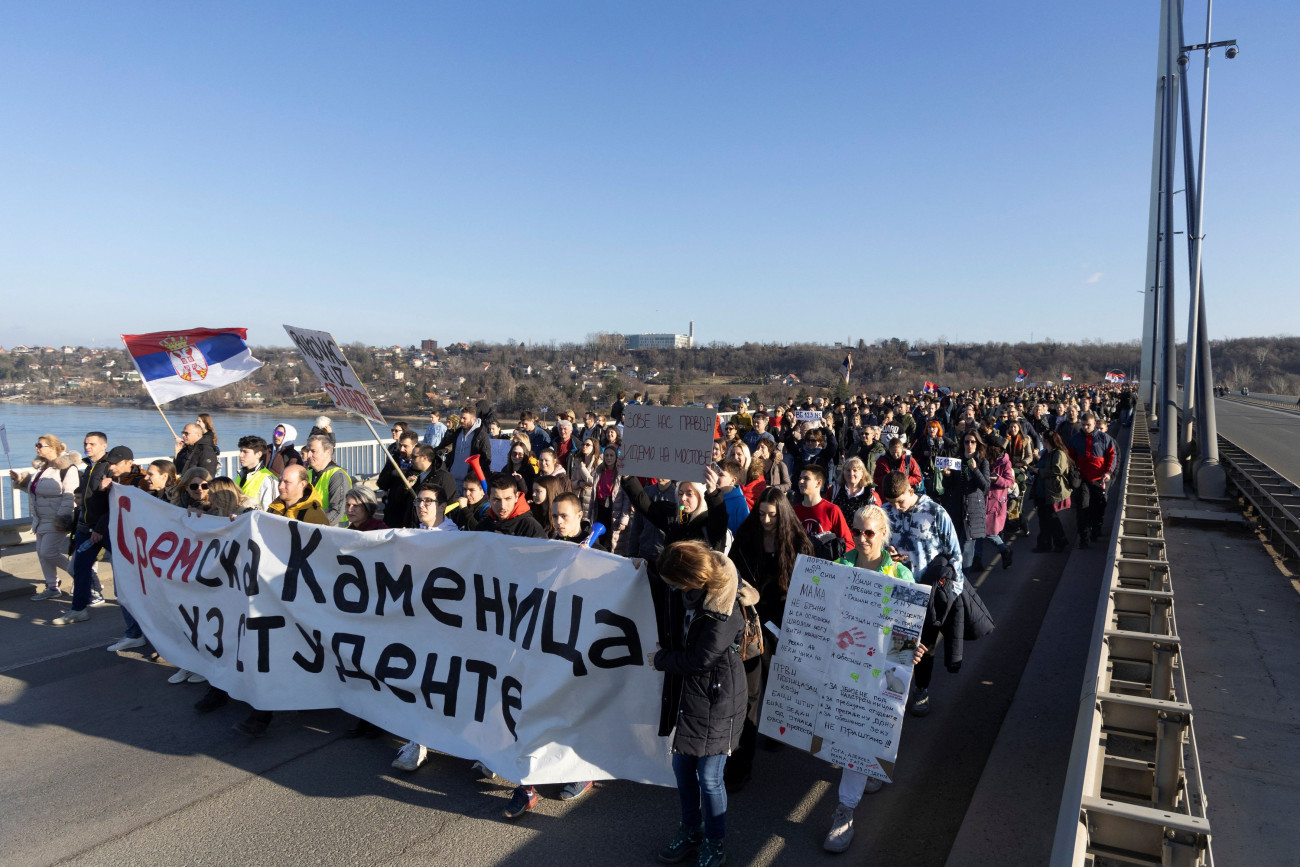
[2,336,1295,414]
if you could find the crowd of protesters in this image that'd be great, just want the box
[12,382,1129,865]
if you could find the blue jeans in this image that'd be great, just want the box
[973,534,1009,562]
[70,527,106,612]
[673,753,728,840]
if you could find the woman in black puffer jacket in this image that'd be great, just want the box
[941,430,991,571]
[650,540,753,867]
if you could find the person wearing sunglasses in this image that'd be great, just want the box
[168,467,213,511]
[940,433,991,573]
[11,435,81,601]
[824,503,916,852]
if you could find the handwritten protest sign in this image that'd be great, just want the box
[283,325,385,425]
[758,555,930,781]
[794,410,823,422]
[619,405,718,482]
[110,485,673,787]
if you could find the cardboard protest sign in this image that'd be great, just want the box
[794,410,823,422]
[110,485,673,787]
[758,555,930,781]
[619,405,718,482]
[283,325,385,425]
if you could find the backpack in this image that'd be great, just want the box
[810,530,846,563]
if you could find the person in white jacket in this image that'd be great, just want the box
[10,435,81,600]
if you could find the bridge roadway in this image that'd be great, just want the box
[1211,396,1300,486]
[0,414,1286,867]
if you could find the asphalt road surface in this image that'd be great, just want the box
[1213,397,1300,486]
[0,513,1094,867]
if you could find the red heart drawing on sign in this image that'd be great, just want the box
[779,726,786,735]
[848,763,854,768]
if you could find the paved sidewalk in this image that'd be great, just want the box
[1164,511,1300,865]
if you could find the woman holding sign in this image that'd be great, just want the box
[823,504,916,853]
[650,540,753,867]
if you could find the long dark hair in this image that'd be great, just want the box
[734,487,814,592]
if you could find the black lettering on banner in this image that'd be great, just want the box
[501,677,523,741]
[282,522,325,603]
[332,632,380,690]
[246,616,285,673]
[195,539,223,588]
[334,555,370,614]
[205,607,225,658]
[421,567,465,628]
[169,537,202,582]
[219,540,242,590]
[241,539,261,597]
[420,653,462,716]
[375,643,417,703]
[508,585,544,649]
[235,613,247,672]
[541,591,588,677]
[293,625,324,673]
[465,658,498,723]
[588,609,644,669]
[474,574,504,636]
[148,532,179,578]
[374,562,414,616]
[180,604,200,648]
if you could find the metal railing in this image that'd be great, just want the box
[0,437,394,524]
[1052,406,1213,866]
[1217,434,1300,562]
[1220,393,1300,415]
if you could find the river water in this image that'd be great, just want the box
[0,404,399,461]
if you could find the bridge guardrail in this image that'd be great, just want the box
[1219,393,1300,415]
[0,437,395,524]
[1216,435,1300,563]
[1051,406,1213,867]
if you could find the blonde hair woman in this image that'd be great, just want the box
[10,435,81,600]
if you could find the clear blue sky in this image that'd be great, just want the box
[2,1,1295,350]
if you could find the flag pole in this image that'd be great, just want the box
[155,403,180,441]
[358,415,417,497]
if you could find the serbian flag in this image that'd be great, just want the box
[1061,373,1072,381]
[1105,371,1126,383]
[122,328,264,405]
[1016,368,1027,383]
[840,352,853,384]
[922,381,938,393]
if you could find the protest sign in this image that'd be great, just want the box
[794,410,823,422]
[619,405,717,482]
[758,555,930,781]
[935,456,963,472]
[283,325,385,425]
[490,439,512,474]
[110,485,673,786]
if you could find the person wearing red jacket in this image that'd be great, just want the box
[1066,412,1116,547]
[872,437,923,491]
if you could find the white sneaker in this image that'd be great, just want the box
[186,672,207,684]
[168,669,193,684]
[107,636,147,652]
[391,741,428,772]
[52,608,89,625]
[864,777,886,795]
[824,803,855,853]
[31,587,62,601]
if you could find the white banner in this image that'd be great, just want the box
[110,485,673,786]
[758,555,930,781]
[794,410,823,422]
[283,324,386,425]
[619,405,717,482]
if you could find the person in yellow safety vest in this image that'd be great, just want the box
[236,435,279,510]
[301,434,352,526]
